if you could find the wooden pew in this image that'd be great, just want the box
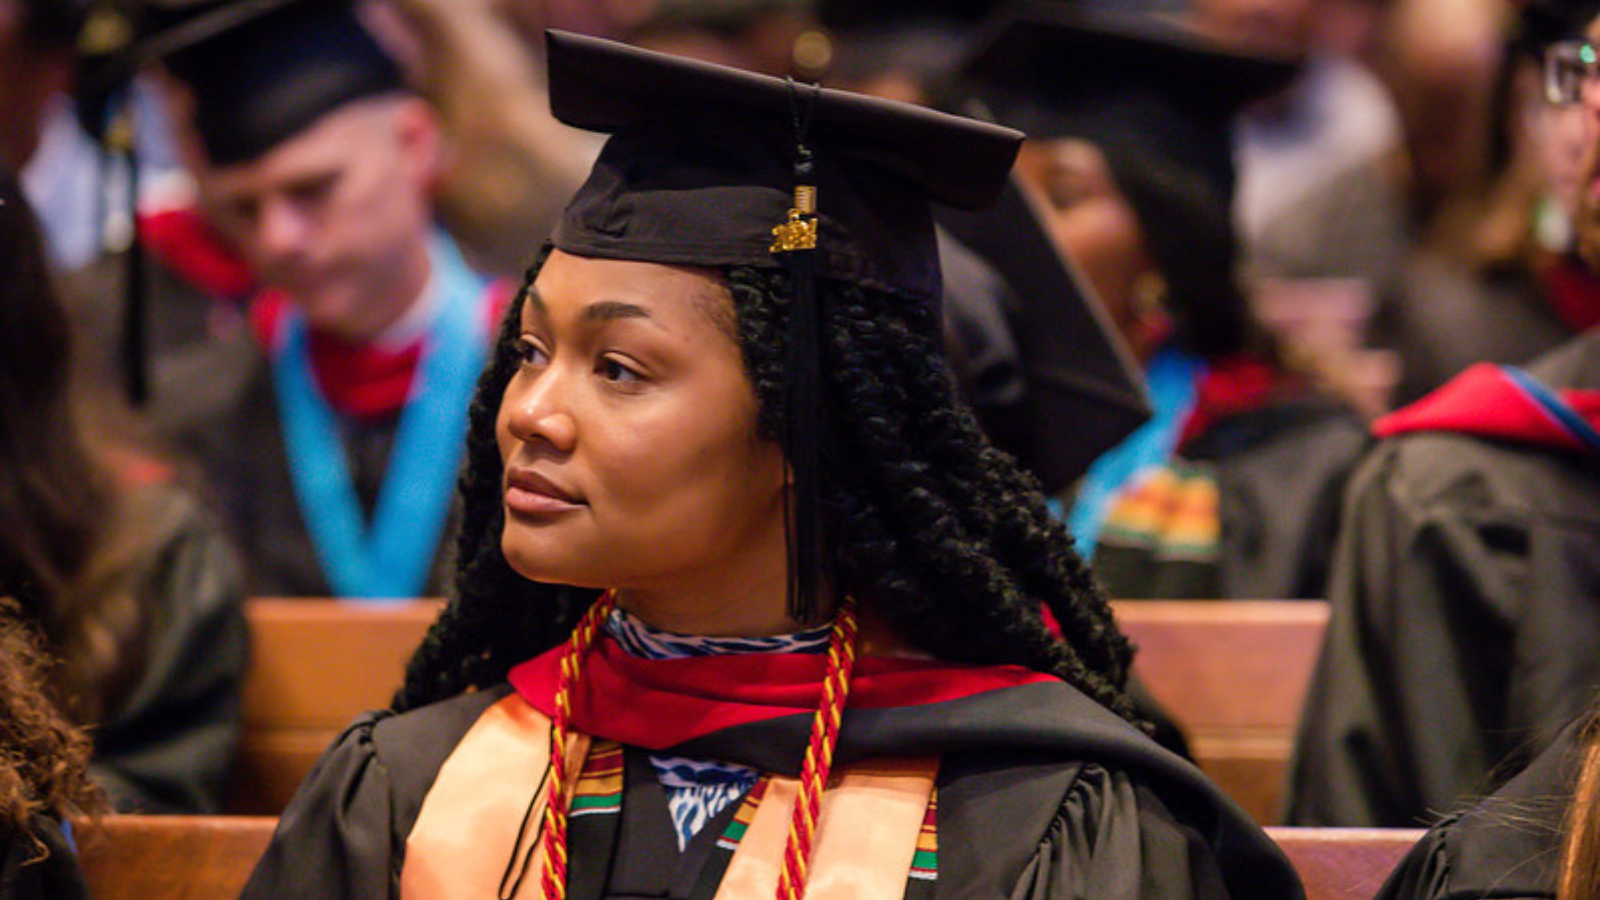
[227,597,442,814]
[71,816,1418,900]
[1113,600,1330,825]
[228,597,1325,821]
[76,814,276,900]
[1267,827,1423,900]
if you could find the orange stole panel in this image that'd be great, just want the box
[400,693,939,900]
[401,695,588,900]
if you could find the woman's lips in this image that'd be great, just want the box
[504,469,584,516]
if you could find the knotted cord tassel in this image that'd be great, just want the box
[536,591,617,900]
[770,77,830,625]
[776,596,859,900]
[781,235,828,624]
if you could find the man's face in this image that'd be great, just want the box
[203,96,439,341]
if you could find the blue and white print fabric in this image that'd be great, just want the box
[604,607,830,850]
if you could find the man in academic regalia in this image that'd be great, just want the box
[118,0,511,598]
[1286,0,1600,832]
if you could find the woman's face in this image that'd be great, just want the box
[1014,138,1165,360]
[496,250,791,626]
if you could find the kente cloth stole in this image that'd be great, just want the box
[401,694,939,900]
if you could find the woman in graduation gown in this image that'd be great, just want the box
[0,170,248,813]
[240,30,1302,900]
[952,2,1369,600]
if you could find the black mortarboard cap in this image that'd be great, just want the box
[20,0,90,46]
[958,2,1297,358]
[144,0,404,165]
[937,173,1150,494]
[1516,0,1600,53]
[548,29,1020,306]
[545,30,1022,618]
[959,2,1295,203]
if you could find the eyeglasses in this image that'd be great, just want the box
[1544,40,1600,106]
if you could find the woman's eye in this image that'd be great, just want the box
[598,355,644,384]
[1046,179,1087,211]
[513,337,549,368]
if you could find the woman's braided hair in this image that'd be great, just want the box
[394,246,1135,722]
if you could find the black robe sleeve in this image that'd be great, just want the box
[1374,714,1582,900]
[0,815,92,900]
[239,688,508,900]
[1010,765,1232,900]
[91,485,249,814]
[239,712,402,900]
[1286,428,1600,827]
[938,744,1295,900]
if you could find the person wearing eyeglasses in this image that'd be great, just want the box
[1285,0,1600,839]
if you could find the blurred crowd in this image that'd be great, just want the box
[1,0,1599,896]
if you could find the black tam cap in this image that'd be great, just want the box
[546,30,1022,618]
[958,2,1296,358]
[144,0,403,165]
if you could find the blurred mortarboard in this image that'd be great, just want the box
[545,29,1021,617]
[129,0,404,165]
[19,0,92,46]
[937,173,1151,494]
[67,0,399,408]
[958,2,1295,201]
[1515,0,1600,52]
[957,1,1297,358]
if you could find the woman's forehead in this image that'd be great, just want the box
[524,251,736,330]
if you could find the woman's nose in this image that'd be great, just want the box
[503,367,578,452]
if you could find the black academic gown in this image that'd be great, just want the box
[171,356,459,598]
[1375,714,1584,900]
[1378,251,1575,408]
[0,816,91,900]
[1093,397,1368,602]
[91,481,249,813]
[1286,330,1600,827]
[240,677,1302,900]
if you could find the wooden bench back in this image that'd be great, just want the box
[1266,827,1422,900]
[75,815,277,900]
[228,597,441,813]
[72,816,1419,900]
[1113,600,1330,824]
[228,598,1327,824]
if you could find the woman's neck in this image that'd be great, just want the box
[611,582,829,638]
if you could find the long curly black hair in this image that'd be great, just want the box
[395,245,1135,722]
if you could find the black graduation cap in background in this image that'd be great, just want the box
[138,0,404,165]
[70,0,402,406]
[544,30,1022,618]
[937,173,1151,494]
[1516,0,1600,52]
[957,1,1298,359]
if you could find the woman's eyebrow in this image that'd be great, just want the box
[524,286,548,318]
[521,289,651,325]
[583,300,651,323]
